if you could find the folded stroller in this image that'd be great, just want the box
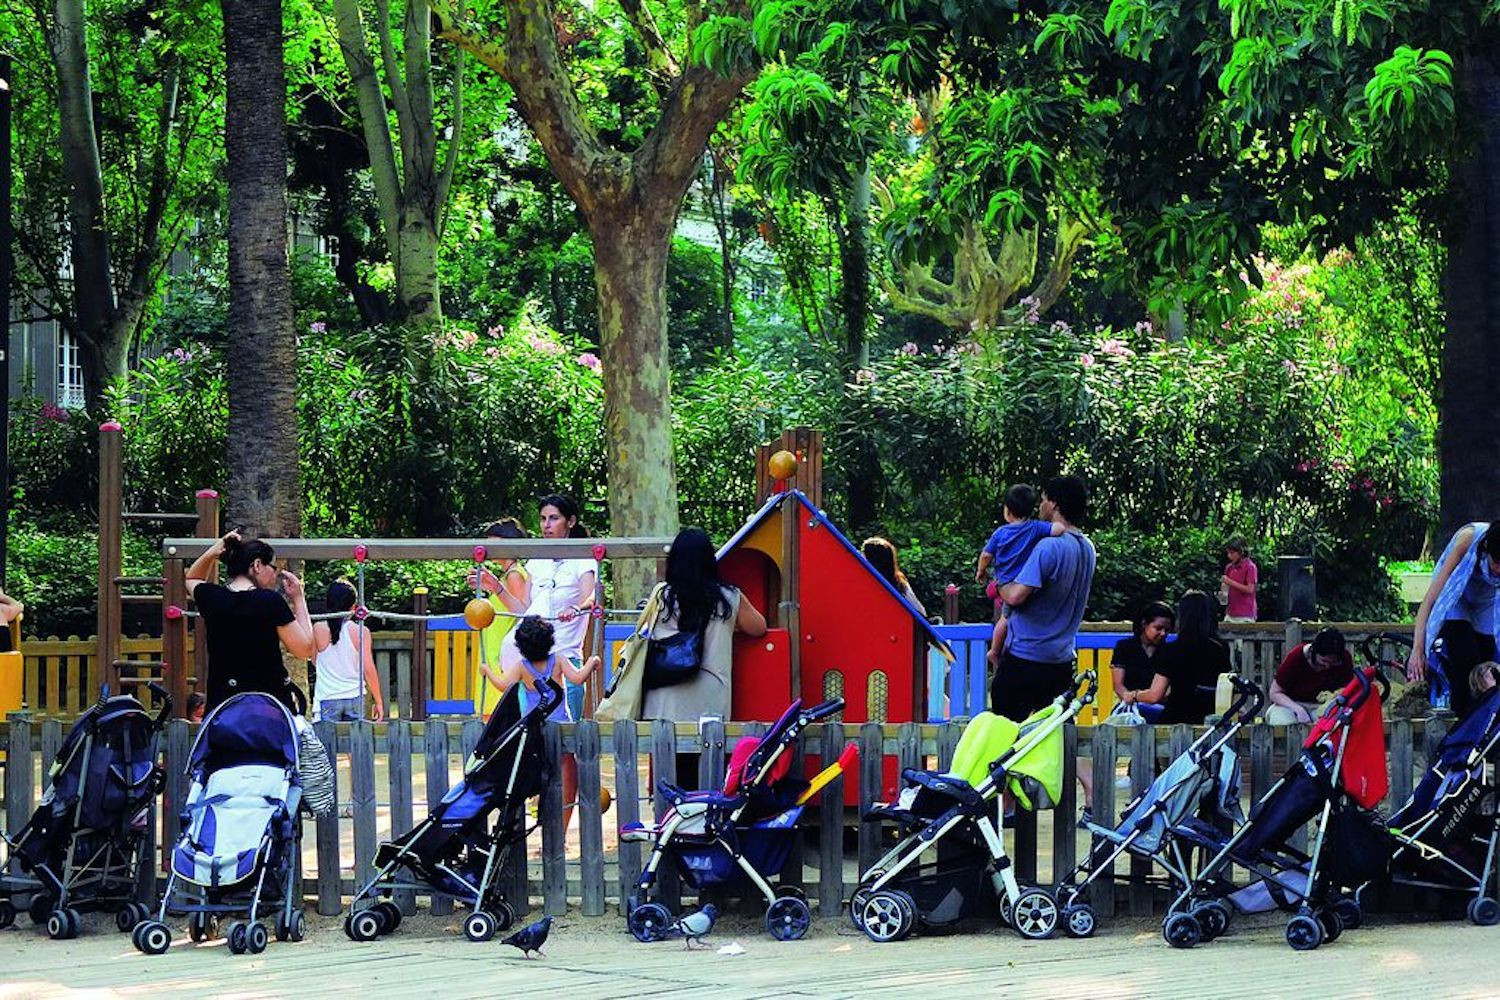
[621,697,848,942]
[1165,666,1387,951]
[1053,676,1260,936]
[848,672,1097,942]
[133,692,305,956]
[0,684,170,939]
[346,680,558,943]
[1359,682,1500,925]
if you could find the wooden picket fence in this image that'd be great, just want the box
[0,713,1450,922]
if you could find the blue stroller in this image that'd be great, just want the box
[1,684,170,938]
[132,692,305,956]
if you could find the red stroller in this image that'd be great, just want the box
[1164,666,1387,951]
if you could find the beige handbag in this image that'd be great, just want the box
[595,584,666,723]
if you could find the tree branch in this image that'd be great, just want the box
[372,0,414,145]
[332,0,404,265]
[618,0,678,87]
[437,47,464,235]
[635,61,752,208]
[404,0,436,183]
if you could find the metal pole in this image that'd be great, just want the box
[1,55,13,590]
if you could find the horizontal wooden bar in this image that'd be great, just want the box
[115,576,165,586]
[119,594,164,604]
[160,536,677,561]
[113,658,164,669]
[124,511,199,522]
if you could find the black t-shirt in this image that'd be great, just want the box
[1112,637,1160,691]
[1154,636,1231,725]
[192,582,297,711]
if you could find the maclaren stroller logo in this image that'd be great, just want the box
[1440,782,1483,842]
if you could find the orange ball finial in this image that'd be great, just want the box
[464,597,496,630]
[768,449,798,481]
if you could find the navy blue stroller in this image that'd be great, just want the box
[345,680,559,943]
[133,692,305,956]
[0,684,170,938]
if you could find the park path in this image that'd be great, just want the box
[0,909,1494,999]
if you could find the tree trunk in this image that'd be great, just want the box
[840,167,871,368]
[223,0,301,537]
[396,204,442,324]
[50,0,122,407]
[593,204,680,603]
[1440,46,1500,538]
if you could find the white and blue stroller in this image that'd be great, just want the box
[132,692,305,956]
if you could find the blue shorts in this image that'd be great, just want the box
[320,696,364,722]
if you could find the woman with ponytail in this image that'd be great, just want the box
[185,532,316,712]
[313,580,384,721]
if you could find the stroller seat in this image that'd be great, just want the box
[173,765,288,887]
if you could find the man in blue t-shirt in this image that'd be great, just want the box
[993,475,1096,719]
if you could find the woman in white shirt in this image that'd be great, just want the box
[313,580,384,721]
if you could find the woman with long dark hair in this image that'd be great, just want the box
[1111,601,1176,720]
[1135,590,1230,724]
[861,536,925,615]
[313,580,383,721]
[185,532,315,712]
[643,527,767,723]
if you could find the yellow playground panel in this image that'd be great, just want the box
[0,618,22,716]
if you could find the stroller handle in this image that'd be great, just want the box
[1361,631,1414,683]
[1074,669,1099,706]
[146,681,174,728]
[803,698,845,723]
[1226,674,1265,721]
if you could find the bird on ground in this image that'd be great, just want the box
[501,915,553,958]
[668,904,719,949]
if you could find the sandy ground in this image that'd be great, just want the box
[2,906,1497,999]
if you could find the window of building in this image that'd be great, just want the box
[57,330,85,409]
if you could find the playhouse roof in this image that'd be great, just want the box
[719,489,953,658]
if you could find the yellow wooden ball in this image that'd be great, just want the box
[464,597,496,630]
[600,786,613,814]
[768,449,798,481]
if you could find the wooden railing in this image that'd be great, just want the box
[0,713,1448,921]
[16,621,1414,721]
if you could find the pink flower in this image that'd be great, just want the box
[1079,353,1096,368]
[309,321,326,334]
[1099,338,1134,358]
[854,368,876,384]
[1133,320,1153,335]
[1019,295,1041,324]
[576,352,602,373]
[525,332,564,355]
[38,402,69,423]
[484,346,501,359]
[487,325,503,337]
[1295,461,1310,473]
[1281,359,1298,376]
[1051,319,1072,335]
[900,342,919,356]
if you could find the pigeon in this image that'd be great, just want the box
[668,904,719,949]
[501,915,553,958]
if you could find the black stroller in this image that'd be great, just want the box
[345,680,558,943]
[0,683,171,938]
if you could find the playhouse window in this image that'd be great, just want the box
[822,670,845,723]
[866,670,889,724]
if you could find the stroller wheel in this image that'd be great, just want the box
[246,921,269,954]
[1191,900,1231,941]
[227,921,249,954]
[28,893,54,926]
[493,900,517,932]
[859,891,915,944]
[376,900,403,934]
[999,893,1014,929]
[765,896,812,942]
[1162,911,1202,949]
[848,886,874,931]
[1010,889,1059,940]
[116,903,147,933]
[627,902,671,943]
[347,909,382,943]
[1062,903,1097,939]
[189,913,219,943]
[46,908,81,941]
[1317,908,1344,944]
[463,911,497,942]
[773,882,808,902]
[1285,913,1324,951]
[1468,897,1500,926]
[136,920,172,956]
[1333,897,1362,930]
[0,900,16,930]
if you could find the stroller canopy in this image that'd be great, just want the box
[190,692,299,775]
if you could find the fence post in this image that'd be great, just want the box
[313,720,343,916]
[650,719,681,911]
[697,719,726,792]
[1128,724,1156,915]
[424,721,453,916]
[614,720,642,910]
[1284,619,1303,663]
[1053,724,1078,881]
[350,722,378,892]
[163,559,189,715]
[410,588,429,722]
[858,722,884,875]
[818,721,846,917]
[943,584,960,625]
[576,720,605,916]
[1285,722,1309,852]
[191,489,219,706]
[1089,724,1116,915]
[5,715,33,876]
[97,422,123,694]
[387,720,415,914]
[540,721,567,916]
[1389,718,1414,809]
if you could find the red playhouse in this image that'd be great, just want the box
[717,430,952,802]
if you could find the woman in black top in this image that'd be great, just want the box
[1135,591,1231,724]
[1112,601,1176,711]
[185,533,315,712]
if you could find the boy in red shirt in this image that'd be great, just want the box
[1267,626,1354,724]
[1221,538,1259,622]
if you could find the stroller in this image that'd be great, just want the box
[346,680,559,943]
[0,683,171,939]
[1360,678,1500,925]
[1053,676,1261,936]
[1165,665,1388,951]
[621,697,848,942]
[132,691,305,956]
[848,672,1097,943]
